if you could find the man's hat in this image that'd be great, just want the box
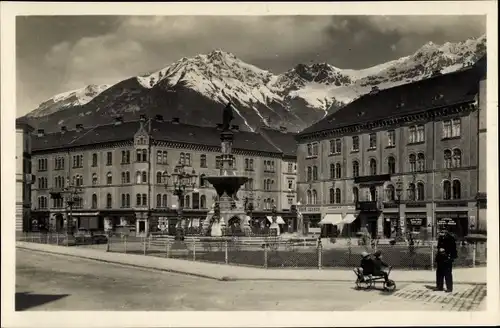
[361,251,370,258]
[374,250,382,257]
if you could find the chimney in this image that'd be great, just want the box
[60,126,67,133]
[76,124,83,132]
[369,86,380,94]
[155,114,164,122]
[279,126,287,133]
[139,114,147,122]
[231,125,239,131]
[37,129,45,137]
[114,116,123,126]
[171,117,180,124]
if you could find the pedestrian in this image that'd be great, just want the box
[435,225,457,292]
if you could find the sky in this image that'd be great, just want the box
[16,15,486,116]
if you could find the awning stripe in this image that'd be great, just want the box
[266,216,286,224]
[319,214,343,225]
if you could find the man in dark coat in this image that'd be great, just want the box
[435,225,458,292]
[372,250,390,283]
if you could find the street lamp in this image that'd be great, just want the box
[395,178,404,242]
[163,161,197,238]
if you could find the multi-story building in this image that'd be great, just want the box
[29,115,297,236]
[16,118,35,232]
[295,56,487,239]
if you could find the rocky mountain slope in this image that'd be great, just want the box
[23,34,486,133]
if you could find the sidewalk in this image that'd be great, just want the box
[16,241,487,284]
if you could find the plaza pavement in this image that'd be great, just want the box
[16,241,486,284]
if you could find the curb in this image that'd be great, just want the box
[17,246,486,285]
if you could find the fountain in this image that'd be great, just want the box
[203,103,251,236]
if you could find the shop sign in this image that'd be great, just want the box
[438,217,457,226]
[408,218,423,225]
[298,206,320,213]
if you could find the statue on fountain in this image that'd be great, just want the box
[222,102,235,132]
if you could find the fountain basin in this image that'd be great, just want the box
[205,175,249,198]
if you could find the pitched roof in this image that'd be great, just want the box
[258,127,298,157]
[31,119,287,156]
[298,60,485,137]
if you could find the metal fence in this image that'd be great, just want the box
[18,232,486,270]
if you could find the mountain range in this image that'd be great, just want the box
[22,34,486,133]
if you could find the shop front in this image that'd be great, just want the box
[297,205,321,235]
[319,206,358,237]
[382,213,399,238]
[405,213,427,233]
[436,211,469,239]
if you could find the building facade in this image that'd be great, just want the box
[29,116,297,236]
[295,57,487,239]
[16,119,35,232]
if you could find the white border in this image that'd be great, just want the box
[1,1,499,327]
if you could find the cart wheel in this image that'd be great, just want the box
[384,280,396,292]
[356,278,371,290]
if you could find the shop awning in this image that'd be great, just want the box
[340,214,358,224]
[319,214,343,225]
[266,216,286,224]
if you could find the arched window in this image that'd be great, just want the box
[162,194,168,207]
[335,163,342,179]
[162,151,168,164]
[453,149,462,168]
[329,188,335,204]
[92,194,98,209]
[352,161,359,177]
[306,190,312,205]
[180,153,185,165]
[200,195,206,208]
[329,164,335,180]
[249,159,254,170]
[307,167,312,181]
[417,153,425,171]
[156,172,162,184]
[106,193,112,208]
[312,190,318,205]
[386,185,395,201]
[200,154,207,168]
[126,194,130,207]
[157,194,162,207]
[353,187,359,203]
[453,180,461,199]
[199,174,206,187]
[312,166,318,180]
[409,154,416,172]
[136,193,142,206]
[121,194,126,208]
[142,171,147,184]
[369,186,377,201]
[157,150,162,164]
[121,172,126,184]
[408,183,416,201]
[416,182,425,201]
[142,194,147,206]
[126,171,130,183]
[185,195,190,208]
[245,158,249,170]
[92,153,98,166]
[136,149,142,162]
[335,188,341,204]
[106,172,112,185]
[136,171,141,184]
[369,159,377,175]
[92,173,98,185]
[387,156,396,174]
[443,181,451,200]
[141,149,147,162]
[444,150,452,169]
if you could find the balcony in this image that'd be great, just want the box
[354,174,391,185]
[355,201,381,212]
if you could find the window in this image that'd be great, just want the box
[451,118,461,137]
[368,133,377,149]
[416,125,425,142]
[54,176,65,189]
[335,163,342,179]
[329,188,335,204]
[312,190,318,205]
[157,194,162,207]
[330,139,342,154]
[369,159,377,175]
[442,120,452,139]
[136,171,142,184]
[185,153,191,166]
[38,177,48,189]
[409,154,417,172]
[142,171,147,184]
[136,149,147,162]
[307,144,312,157]
[74,197,83,209]
[136,194,142,206]
[287,163,293,173]
[307,167,312,181]
[157,151,162,164]
[92,153,98,166]
[352,187,359,203]
[386,185,395,201]
[200,154,207,168]
[185,195,190,208]
[453,180,461,199]
[38,196,48,209]
[106,193,112,209]
[104,152,111,165]
[200,195,206,209]
[53,198,64,209]
[352,161,359,177]
[192,192,200,209]
[156,172,163,184]
[443,181,451,200]
[329,164,335,180]
[162,151,168,164]
[287,179,294,190]
[245,158,249,170]
[72,155,83,168]
[408,126,417,144]
[121,194,126,208]
[444,150,452,169]
[417,153,425,171]
[312,142,319,156]
[408,183,416,201]
[387,130,396,147]
[92,173,98,185]
[416,182,425,201]
[92,194,98,209]
[387,156,396,174]
[126,194,130,208]
[106,172,112,185]
[121,150,130,164]
[199,174,206,187]
[453,149,462,168]
[38,158,48,171]
[306,190,312,204]
[125,172,130,183]
[335,188,341,204]
[352,136,359,152]
[215,156,221,169]
[249,159,254,170]
[162,194,168,207]
[312,166,318,180]
[54,157,65,170]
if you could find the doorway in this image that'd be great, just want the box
[139,221,146,233]
[368,218,378,239]
[383,218,391,238]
